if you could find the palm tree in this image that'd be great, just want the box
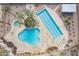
[2,4,16,17]
[17,9,35,19]
[17,9,36,28]
[24,17,36,28]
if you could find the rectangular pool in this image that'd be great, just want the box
[36,8,63,40]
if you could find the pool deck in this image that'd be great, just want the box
[1,4,68,55]
[4,10,68,55]
[4,19,55,53]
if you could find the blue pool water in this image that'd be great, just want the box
[18,28,40,45]
[36,8,63,40]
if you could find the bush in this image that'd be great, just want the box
[24,17,36,28]
[17,9,36,28]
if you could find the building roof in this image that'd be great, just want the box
[61,4,76,12]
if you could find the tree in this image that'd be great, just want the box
[2,4,16,17]
[24,17,36,28]
[17,9,36,28]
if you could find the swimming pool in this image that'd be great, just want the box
[36,8,63,40]
[18,28,40,45]
[12,20,20,29]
